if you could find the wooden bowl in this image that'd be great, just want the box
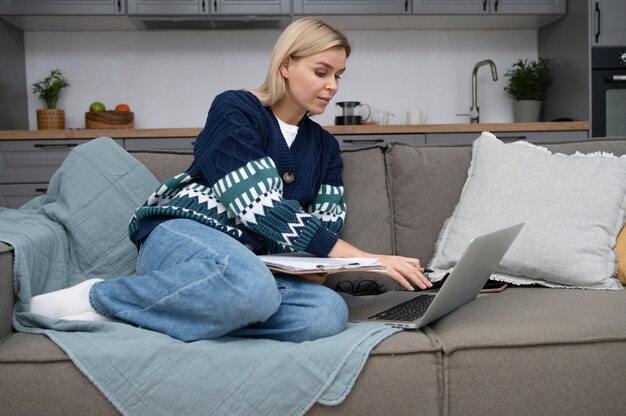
[85,111,134,129]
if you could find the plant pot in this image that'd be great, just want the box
[512,100,541,122]
[36,109,65,130]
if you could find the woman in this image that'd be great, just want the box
[31,18,431,343]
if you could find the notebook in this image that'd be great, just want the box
[340,223,524,329]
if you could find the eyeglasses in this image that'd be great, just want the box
[336,279,379,296]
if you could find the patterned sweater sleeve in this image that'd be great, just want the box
[188,91,338,257]
[307,139,346,235]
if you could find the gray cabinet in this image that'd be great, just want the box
[214,0,289,14]
[293,0,411,15]
[0,139,123,209]
[425,130,587,145]
[127,0,288,15]
[591,0,626,46]
[415,0,565,15]
[336,134,425,149]
[0,0,125,15]
[124,137,196,151]
[0,183,48,209]
[127,0,208,15]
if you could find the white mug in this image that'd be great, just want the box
[406,110,427,125]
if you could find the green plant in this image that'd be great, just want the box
[504,58,552,101]
[30,69,70,109]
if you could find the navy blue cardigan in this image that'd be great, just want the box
[129,90,346,257]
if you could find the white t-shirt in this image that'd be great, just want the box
[277,118,299,148]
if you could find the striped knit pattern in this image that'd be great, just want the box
[129,156,336,254]
[307,185,346,235]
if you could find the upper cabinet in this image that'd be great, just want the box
[127,0,289,15]
[0,0,568,30]
[0,0,125,15]
[415,0,566,15]
[591,0,626,46]
[293,0,410,15]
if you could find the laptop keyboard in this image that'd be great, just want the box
[369,295,435,321]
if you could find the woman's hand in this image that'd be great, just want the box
[327,239,432,292]
[374,255,432,292]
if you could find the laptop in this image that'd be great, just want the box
[340,223,524,329]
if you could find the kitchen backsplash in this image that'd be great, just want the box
[23,28,536,129]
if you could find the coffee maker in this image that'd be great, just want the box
[335,101,370,125]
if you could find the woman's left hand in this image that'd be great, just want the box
[374,255,432,292]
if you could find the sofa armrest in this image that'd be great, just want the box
[0,242,15,341]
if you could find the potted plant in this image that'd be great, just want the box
[31,69,70,130]
[504,58,552,122]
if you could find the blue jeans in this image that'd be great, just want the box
[90,219,348,342]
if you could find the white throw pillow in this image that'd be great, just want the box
[428,132,626,290]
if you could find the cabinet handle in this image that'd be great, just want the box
[482,0,488,12]
[404,0,409,13]
[494,0,499,12]
[35,188,48,194]
[116,0,122,13]
[342,139,385,144]
[33,143,78,149]
[214,0,218,13]
[594,2,601,43]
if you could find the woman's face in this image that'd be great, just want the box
[280,46,347,118]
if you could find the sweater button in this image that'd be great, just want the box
[282,172,295,184]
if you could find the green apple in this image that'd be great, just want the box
[89,102,106,112]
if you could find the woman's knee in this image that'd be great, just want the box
[297,288,348,341]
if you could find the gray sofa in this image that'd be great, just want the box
[2,137,626,416]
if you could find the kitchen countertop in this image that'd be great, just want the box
[0,121,589,140]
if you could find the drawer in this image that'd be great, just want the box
[0,183,48,209]
[337,134,426,149]
[0,139,124,184]
[124,137,196,151]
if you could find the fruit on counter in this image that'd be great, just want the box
[114,103,131,112]
[89,101,106,112]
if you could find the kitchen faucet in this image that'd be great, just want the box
[468,59,498,124]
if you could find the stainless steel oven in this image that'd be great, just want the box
[592,47,626,137]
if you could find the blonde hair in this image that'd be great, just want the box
[249,18,351,106]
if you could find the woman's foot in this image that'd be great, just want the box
[60,311,115,322]
[30,278,107,320]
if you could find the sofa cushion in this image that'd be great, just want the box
[427,287,626,416]
[429,132,626,289]
[0,330,443,416]
[385,141,473,264]
[325,146,398,292]
[129,150,194,182]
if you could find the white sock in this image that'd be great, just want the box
[60,311,114,322]
[30,278,103,319]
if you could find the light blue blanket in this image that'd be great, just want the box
[1,137,399,415]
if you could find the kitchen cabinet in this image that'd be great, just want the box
[0,139,123,209]
[0,183,48,209]
[591,0,626,46]
[127,0,288,15]
[124,137,196,151]
[336,134,425,149]
[414,0,565,15]
[293,0,411,15]
[425,130,587,144]
[0,0,125,15]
